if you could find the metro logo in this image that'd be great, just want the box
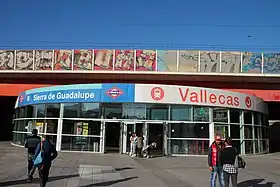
[178,88,240,107]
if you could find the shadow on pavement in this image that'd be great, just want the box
[0,174,79,186]
[79,176,138,187]
[115,167,133,171]
[238,179,275,187]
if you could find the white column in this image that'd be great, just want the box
[56,103,64,151]
[240,111,245,155]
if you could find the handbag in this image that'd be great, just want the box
[33,141,44,167]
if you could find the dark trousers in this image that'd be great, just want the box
[223,171,238,187]
[137,147,143,157]
[39,165,51,187]
[27,153,35,178]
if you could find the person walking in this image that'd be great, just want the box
[34,135,58,187]
[24,129,41,182]
[129,133,137,157]
[137,133,144,157]
[208,135,225,187]
[219,137,238,187]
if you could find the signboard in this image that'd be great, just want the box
[134,84,266,113]
[16,83,267,113]
[17,83,135,107]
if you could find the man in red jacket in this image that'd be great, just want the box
[208,135,225,187]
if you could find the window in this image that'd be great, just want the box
[35,104,46,118]
[80,103,100,118]
[213,108,228,123]
[146,104,168,120]
[193,106,209,122]
[214,123,229,139]
[230,109,240,123]
[122,103,146,119]
[62,120,101,136]
[244,111,252,124]
[18,107,26,118]
[171,123,209,138]
[230,124,240,139]
[170,105,191,121]
[46,104,60,118]
[101,103,122,119]
[63,103,79,118]
[26,106,35,118]
[253,112,261,125]
[244,125,253,139]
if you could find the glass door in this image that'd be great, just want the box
[121,122,136,154]
[146,122,164,156]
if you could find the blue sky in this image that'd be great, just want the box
[1,0,280,52]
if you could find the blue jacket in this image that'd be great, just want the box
[34,140,58,166]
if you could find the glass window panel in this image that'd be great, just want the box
[254,140,261,154]
[262,140,269,153]
[230,124,240,139]
[261,114,269,126]
[169,139,209,155]
[245,140,254,154]
[122,103,146,120]
[146,104,168,120]
[242,52,262,73]
[170,105,191,121]
[18,107,26,118]
[178,50,199,72]
[61,136,100,152]
[200,51,220,73]
[45,119,58,134]
[232,140,241,154]
[171,123,209,138]
[35,104,46,118]
[244,125,253,139]
[254,126,261,139]
[230,109,240,123]
[214,124,229,139]
[193,106,209,122]
[26,106,35,118]
[221,52,241,73]
[46,104,60,118]
[15,120,27,132]
[63,103,79,118]
[80,103,100,118]
[253,112,261,125]
[101,103,122,119]
[262,127,268,138]
[244,111,252,124]
[213,108,228,123]
[12,132,27,146]
[62,120,101,136]
[157,50,177,72]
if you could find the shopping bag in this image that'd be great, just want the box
[33,141,44,167]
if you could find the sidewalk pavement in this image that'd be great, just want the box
[0,142,280,187]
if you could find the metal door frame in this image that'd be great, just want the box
[145,122,166,155]
[103,120,121,153]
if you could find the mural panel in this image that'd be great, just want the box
[114,50,134,71]
[178,50,199,72]
[200,51,220,73]
[94,50,113,70]
[0,50,15,70]
[242,52,262,73]
[16,50,34,70]
[157,50,177,72]
[135,50,156,71]
[54,50,72,70]
[73,50,93,70]
[35,50,53,70]
[221,52,241,73]
[263,53,280,74]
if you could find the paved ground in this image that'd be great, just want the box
[0,142,280,187]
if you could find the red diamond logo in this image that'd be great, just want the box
[19,95,25,103]
[106,87,123,99]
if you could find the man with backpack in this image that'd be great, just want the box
[24,129,41,182]
[34,135,58,187]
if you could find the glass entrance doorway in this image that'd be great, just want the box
[121,122,144,154]
[146,122,164,156]
[104,122,121,153]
